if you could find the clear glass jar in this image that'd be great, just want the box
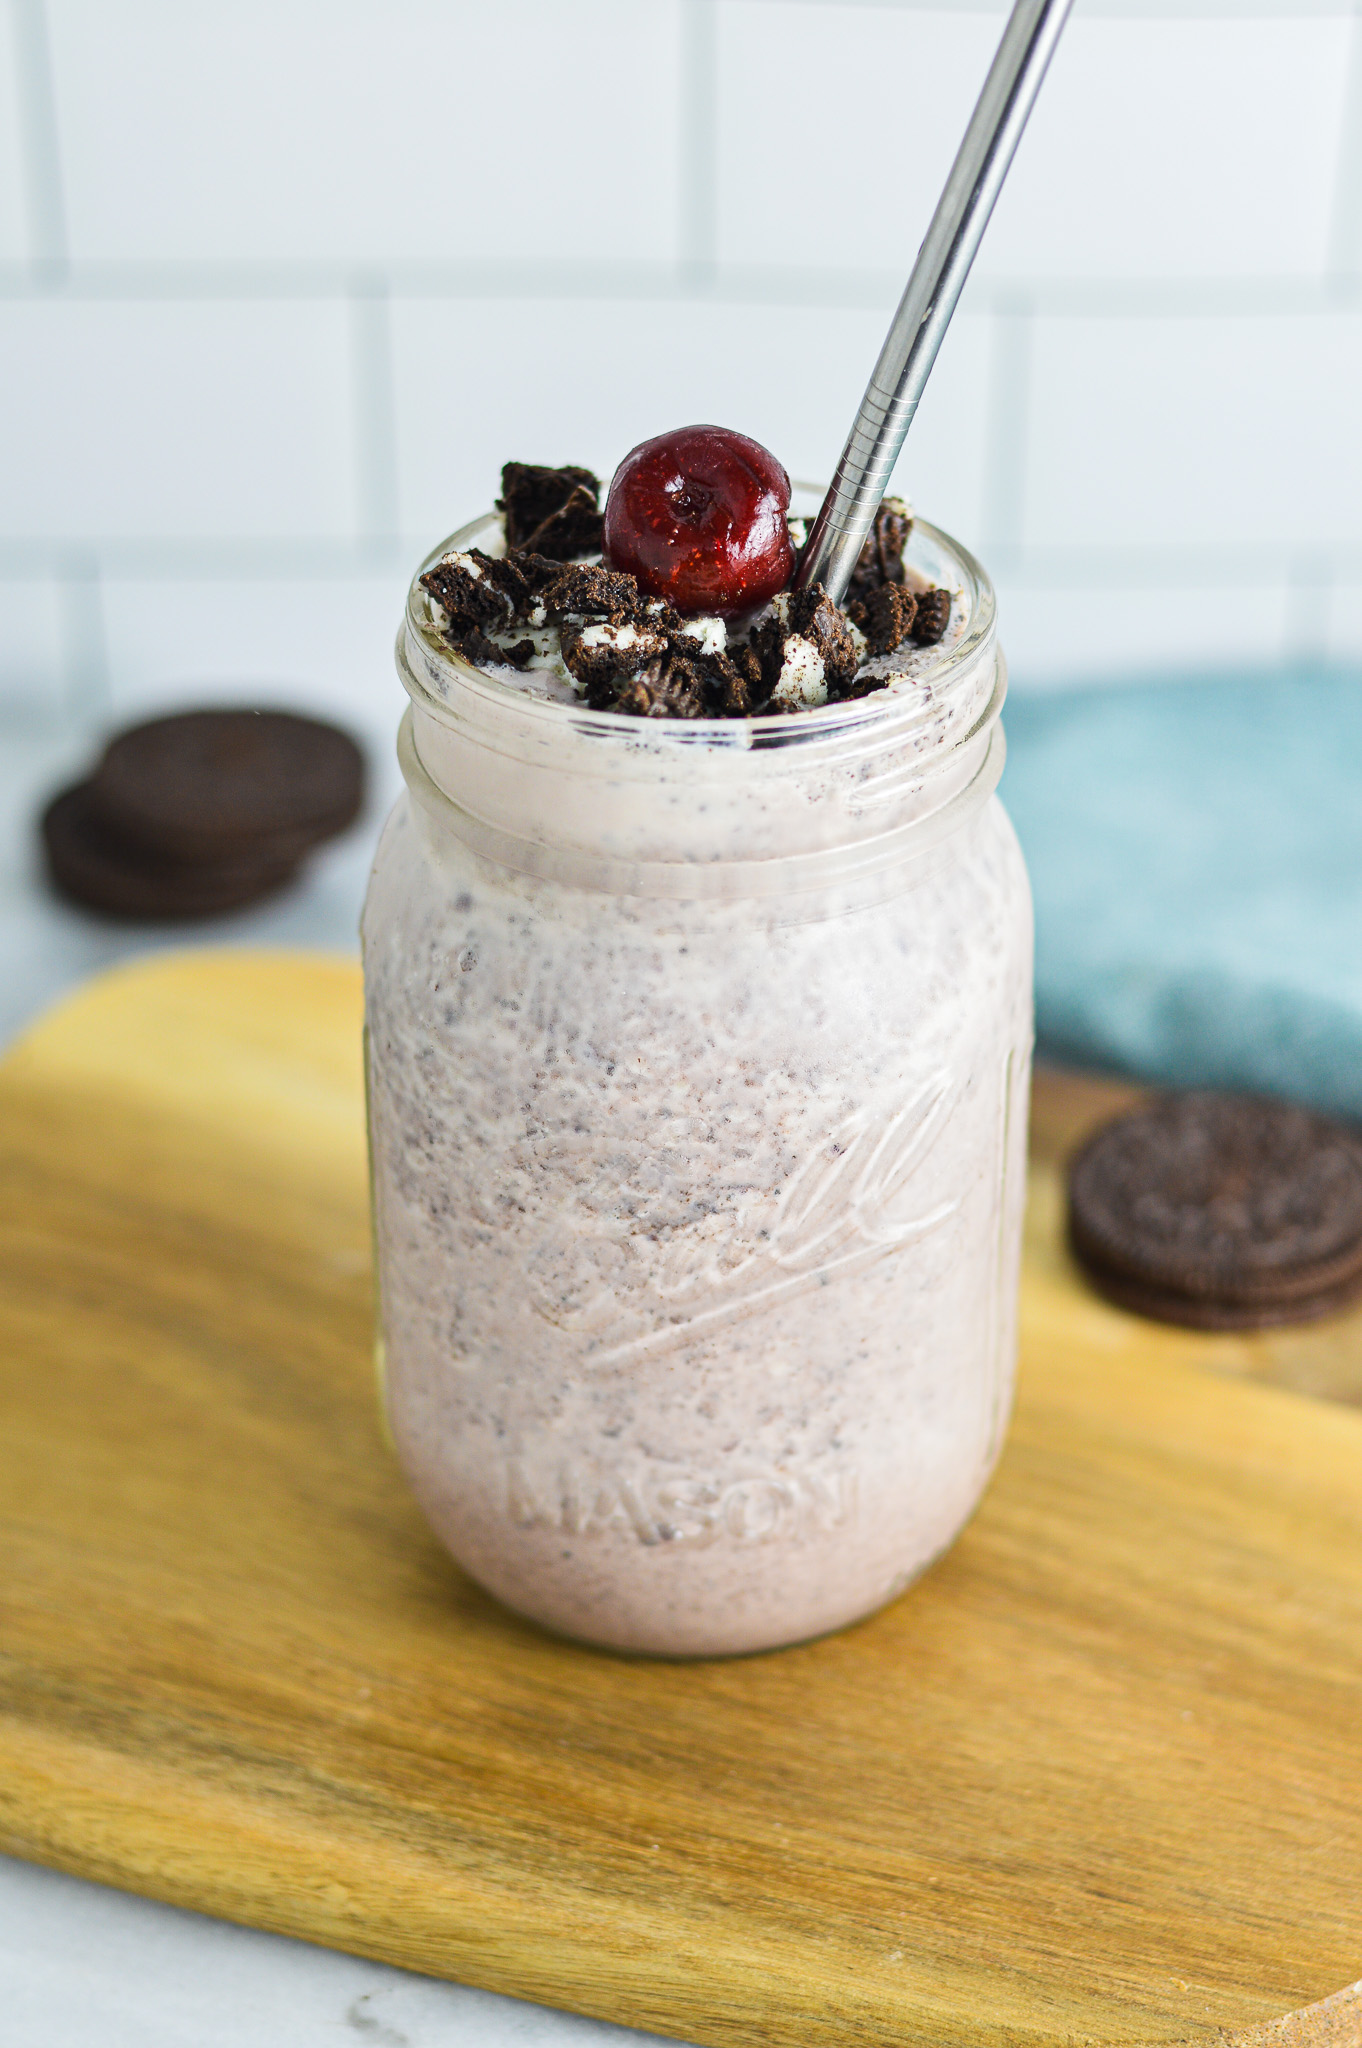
[362,512,1033,1657]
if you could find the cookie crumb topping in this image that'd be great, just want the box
[419,468,959,719]
[497,462,604,559]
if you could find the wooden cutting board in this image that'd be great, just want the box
[2,950,1361,2048]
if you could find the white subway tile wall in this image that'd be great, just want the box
[45,1,686,267]
[1,0,1360,741]
[715,6,1004,273]
[0,299,358,540]
[981,14,1355,281]
[390,297,993,544]
[990,577,1293,685]
[1330,580,1362,661]
[99,577,410,734]
[1024,313,1362,552]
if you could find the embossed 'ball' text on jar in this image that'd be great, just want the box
[362,513,1034,1658]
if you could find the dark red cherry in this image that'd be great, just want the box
[603,424,795,618]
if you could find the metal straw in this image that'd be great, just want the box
[795,0,1074,607]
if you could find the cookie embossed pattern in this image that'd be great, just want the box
[364,471,1033,1657]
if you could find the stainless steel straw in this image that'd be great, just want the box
[795,0,1074,607]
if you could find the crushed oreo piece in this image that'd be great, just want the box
[911,588,952,646]
[786,585,861,696]
[667,611,724,653]
[615,655,708,721]
[729,643,765,705]
[751,584,863,708]
[695,647,755,717]
[754,621,826,708]
[420,549,522,634]
[498,462,603,559]
[850,581,918,657]
[751,613,790,699]
[428,461,954,717]
[543,562,649,623]
[446,624,535,671]
[507,550,570,598]
[560,618,669,694]
[847,497,913,597]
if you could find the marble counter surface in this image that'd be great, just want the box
[0,1857,662,2048]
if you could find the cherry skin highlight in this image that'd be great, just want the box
[603,424,795,618]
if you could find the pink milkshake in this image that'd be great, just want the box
[362,448,1033,1656]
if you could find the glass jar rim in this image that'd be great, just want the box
[399,508,997,753]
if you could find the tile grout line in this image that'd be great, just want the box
[1325,0,1362,282]
[348,276,402,553]
[10,0,68,284]
[979,291,1032,565]
[58,549,109,726]
[0,263,1354,318]
[1282,553,1335,667]
[730,0,1359,14]
[679,0,719,288]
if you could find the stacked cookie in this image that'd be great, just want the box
[42,709,364,921]
[1068,1091,1362,1329]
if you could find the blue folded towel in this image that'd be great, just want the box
[1000,670,1362,1121]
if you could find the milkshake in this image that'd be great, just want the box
[362,439,1033,1657]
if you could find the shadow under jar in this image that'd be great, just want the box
[363,512,1033,1658]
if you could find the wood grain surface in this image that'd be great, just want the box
[1,951,1361,2048]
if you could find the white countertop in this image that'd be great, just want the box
[0,721,682,2048]
[0,1857,661,2048]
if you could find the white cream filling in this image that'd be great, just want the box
[439,548,484,581]
[674,615,727,657]
[771,634,827,710]
[579,620,661,654]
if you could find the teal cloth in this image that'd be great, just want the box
[999,669,1362,1120]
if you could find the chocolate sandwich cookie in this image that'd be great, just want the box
[1067,1090,1362,1329]
[497,462,603,560]
[43,782,299,922]
[89,709,364,866]
[846,496,914,598]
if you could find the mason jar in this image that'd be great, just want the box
[362,511,1033,1658]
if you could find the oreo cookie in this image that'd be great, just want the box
[849,581,918,658]
[497,463,603,560]
[43,782,298,922]
[1067,1091,1362,1329]
[911,587,952,647]
[846,496,913,597]
[89,709,364,866]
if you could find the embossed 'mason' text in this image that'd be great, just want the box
[505,1456,858,1548]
